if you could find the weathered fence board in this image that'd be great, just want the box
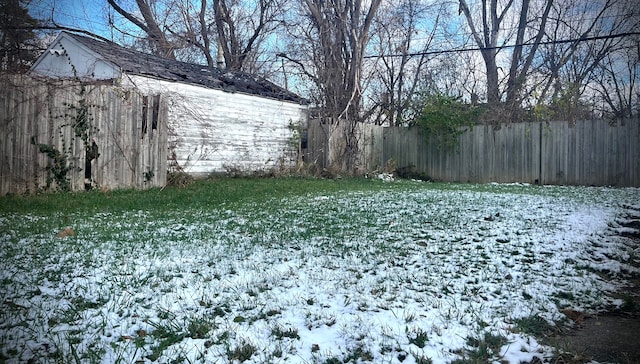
[540,119,640,186]
[0,75,168,194]
[305,120,386,173]
[400,119,639,186]
[308,118,639,186]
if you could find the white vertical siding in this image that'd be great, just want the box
[123,75,308,176]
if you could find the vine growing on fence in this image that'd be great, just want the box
[33,82,99,191]
[412,93,481,151]
[31,136,71,191]
[67,88,94,145]
[29,44,101,191]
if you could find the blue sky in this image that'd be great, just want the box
[29,0,113,37]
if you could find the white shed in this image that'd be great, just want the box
[31,31,309,177]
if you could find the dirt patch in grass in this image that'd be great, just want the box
[543,276,640,364]
[546,208,640,364]
[548,313,640,363]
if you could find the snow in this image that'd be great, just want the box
[0,182,639,363]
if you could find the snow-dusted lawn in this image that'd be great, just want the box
[1,181,639,363]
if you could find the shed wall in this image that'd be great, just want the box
[123,75,308,176]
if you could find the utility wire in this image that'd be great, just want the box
[12,25,638,64]
[364,32,640,59]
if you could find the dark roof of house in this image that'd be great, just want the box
[63,32,307,104]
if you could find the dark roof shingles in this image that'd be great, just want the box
[66,32,306,103]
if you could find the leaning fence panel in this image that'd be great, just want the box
[0,75,168,195]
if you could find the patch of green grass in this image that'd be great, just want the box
[143,313,215,360]
[323,358,342,364]
[407,328,429,348]
[212,303,231,317]
[272,326,300,340]
[556,291,575,300]
[342,345,374,363]
[618,294,638,313]
[146,318,185,361]
[187,316,216,339]
[452,332,507,364]
[413,354,434,364]
[512,315,555,337]
[214,331,229,345]
[227,341,256,362]
[0,177,399,216]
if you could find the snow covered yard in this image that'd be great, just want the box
[1,181,639,363]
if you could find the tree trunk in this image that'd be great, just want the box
[482,48,500,105]
[107,0,176,59]
[303,0,381,173]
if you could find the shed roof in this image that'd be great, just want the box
[55,32,307,104]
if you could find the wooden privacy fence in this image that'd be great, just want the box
[307,118,640,187]
[304,120,384,173]
[0,75,168,195]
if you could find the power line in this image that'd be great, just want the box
[372,12,634,44]
[364,32,640,59]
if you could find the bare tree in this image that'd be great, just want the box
[300,0,381,120]
[212,0,286,71]
[107,0,285,74]
[289,0,381,172]
[534,0,639,120]
[591,36,639,119]
[107,0,177,59]
[457,0,640,123]
[160,0,216,66]
[457,0,553,109]
[368,0,442,126]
